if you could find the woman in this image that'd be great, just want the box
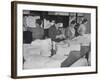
[27,19,44,40]
[77,18,88,36]
[48,21,65,42]
[65,20,76,40]
[74,23,80,37]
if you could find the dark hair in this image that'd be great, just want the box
[36,19,42,25]
[49,19,55,22]
[74,23,80,37]
[71,20,76,24]
[75,23,80,28]
[81,18,88,24]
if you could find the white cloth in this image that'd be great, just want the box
[24,55,51,69]
[56,43,70,56]
[23,39,69,69]
[31,39,52,57]
[70,57,88,67]
[70,34,91,46]
[23,16,27,27]
[70,44,80,51]
[26,16,36,28]
[44,19,51,29]
[23,54,68,69]
[23,44,41,60]
[24,39,52,60]
[55,41,80,56]
[45,56,67,68]
[40,39,52,56]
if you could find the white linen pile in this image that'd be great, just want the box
[23,38,82,69]
[23,39,69,69]
[71,34,91,46]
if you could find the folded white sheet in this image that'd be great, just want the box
[70,57,88,67]
[24,54,68,69]
[31,39,52,57]
[24,55,51,69]
[55,42,80,56]
[40,39,52,57]
[23,44,41,60]
[56,44,70,56]
[71,34,91,46]
[70,44,80,51]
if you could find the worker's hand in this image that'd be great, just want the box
[56,34,65,39]
[56,35,62,38]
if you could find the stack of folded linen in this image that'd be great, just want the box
[23,38,84,69]
[23,55,51,69]
[56,43,70,56]
[71,34,91,46]
[23,40,42,60]
[40,39,52,57]
[23,39,53,69]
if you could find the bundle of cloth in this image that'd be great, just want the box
[23,39,51,69]
[23,38,71,69]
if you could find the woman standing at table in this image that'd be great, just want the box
[65,20,76,40]
[77,18,88,36]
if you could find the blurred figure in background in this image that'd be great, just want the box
[44,19,55,38]
[27,19,44,40]
[48,21,65,42]
[74,23,80,37]
[65,20,76,40]
[32,19,44,40]
[77,18,88,36]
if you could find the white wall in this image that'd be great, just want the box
[0,0,100,80]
